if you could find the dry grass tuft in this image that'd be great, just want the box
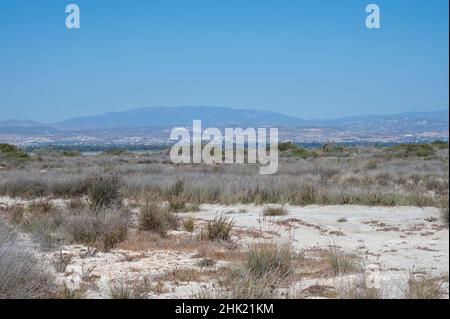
[244,242,293,278]
[28,198,56,214]
[403,271,447,299]
[198,215,234,241]
[263,206,288,217]
[183,216,195,232]
[0,220,55,298]
[138,201,178,235]
[326,248,361,275]
[86,166,123,209]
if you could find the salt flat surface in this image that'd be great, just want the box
[197,204,449,274]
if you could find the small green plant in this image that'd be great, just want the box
[337,218,348,223]
[183,216,195,232]
[198,215,234,241]
[263,206,287,217]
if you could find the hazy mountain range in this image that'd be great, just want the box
[1,107,448,133]
[0,107,448,146]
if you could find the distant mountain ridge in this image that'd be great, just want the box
[0,107,448,135]
[56,106,302,129]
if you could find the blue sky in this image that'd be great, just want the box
[0,0,448,122]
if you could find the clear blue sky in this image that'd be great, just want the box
[0,0,448,122]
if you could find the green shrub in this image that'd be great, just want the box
[278,142,298,152]
[384,144,435,158]
[431,140,449,149]
[322,143,345,154]
[278,142,316,158]
[0,143,30,162]
[101,148,128,156]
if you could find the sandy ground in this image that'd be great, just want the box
[197,204,449,274]
[196,204,449,298]
[1,196,448,298]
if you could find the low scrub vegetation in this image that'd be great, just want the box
[384,143,435,158]
[0,143,447,208]
[86,166,123,209]
[13,203,130,251]
[138,201,178,235]
[0,219,55,298]
[64,208,129,251]
[326,248,361,275]
[0,143,30,163]
[198,215,234,241]
[183,216,195,232]
[244,243,294,278]
[263,205,288,217]
[28,198,56,214]
[402,272,447,299]
[207,242,298,299]
[336,275,382,299]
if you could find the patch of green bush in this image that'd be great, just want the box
[0,144,30,162]
[384,144,435,158]
[431,140,449,150]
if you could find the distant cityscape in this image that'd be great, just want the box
[0,107,448,150]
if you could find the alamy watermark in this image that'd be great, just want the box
[65,4,80,29]
[366,4,381,29]
[65,3,380,30]
[169,121,279,175]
